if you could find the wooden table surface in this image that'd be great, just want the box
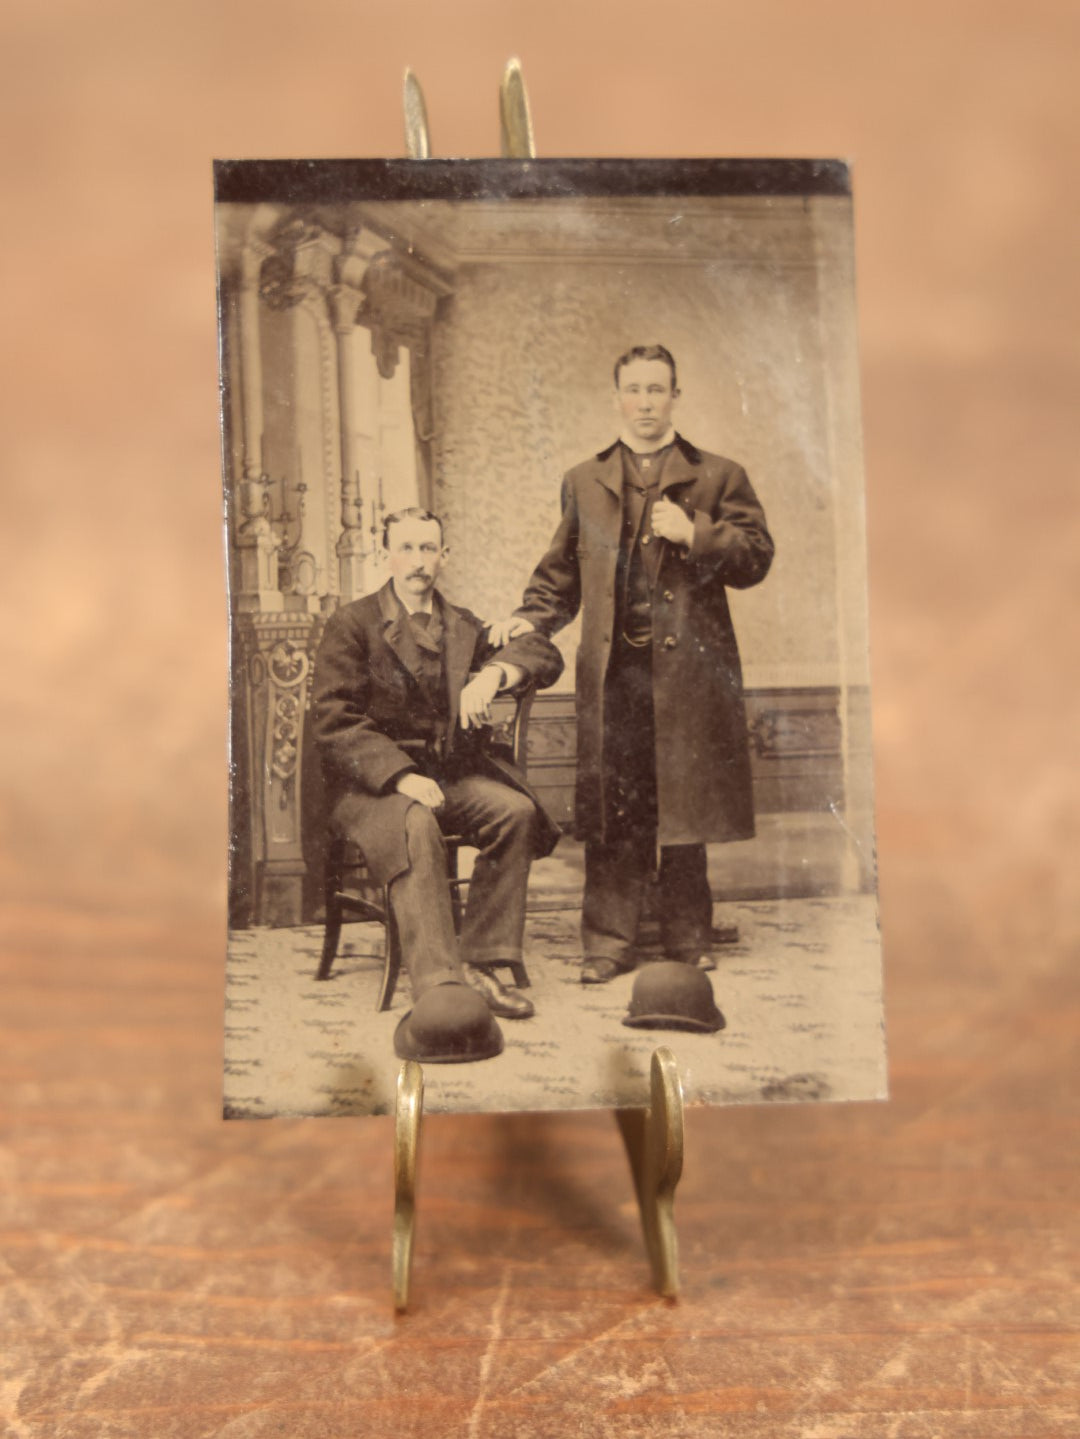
[2,3,1077,1434]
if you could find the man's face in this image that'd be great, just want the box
[614,358,679,442]
[386,516,447,601]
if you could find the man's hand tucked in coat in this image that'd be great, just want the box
[650,496,695,546]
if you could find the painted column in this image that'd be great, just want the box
[233,240,283,614]
[328,281,369,602]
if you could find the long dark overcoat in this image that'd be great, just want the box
[312,581,564,886]
[516,434,774,847]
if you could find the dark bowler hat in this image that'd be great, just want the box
[622,960,726,1034]
[393,981,504,1064]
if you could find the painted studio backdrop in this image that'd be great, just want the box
[216,160,885,1118]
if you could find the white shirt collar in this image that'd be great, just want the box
[618,426,677,456]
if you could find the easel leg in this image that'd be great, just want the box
[393,1060,424,1312]
[616,1047,685,1298]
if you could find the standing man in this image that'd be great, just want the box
[491,346,774,984]
[312,508,563,1056]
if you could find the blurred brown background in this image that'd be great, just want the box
[2,3,1077,1435]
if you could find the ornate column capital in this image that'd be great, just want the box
[327,282,364,335]
[237,237,274,291]
[258,220,336,311]
[359,251,442,379]
[333,225,381,291]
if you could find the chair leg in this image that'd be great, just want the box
[317,894,343,981]
[377,889,403,1012]
[316,838,346,981]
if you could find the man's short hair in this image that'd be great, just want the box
[613,344,678,390]
[382,507,445,549]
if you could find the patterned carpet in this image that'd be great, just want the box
[225,869,885,1118]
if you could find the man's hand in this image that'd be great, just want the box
[486,615,535,647]
[395,773,445,808]
[459,666,502,730]
[651,497,695,547]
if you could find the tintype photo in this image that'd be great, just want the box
[216,158,885,1118]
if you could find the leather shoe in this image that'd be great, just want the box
[465,965,535,1020]
[581,957,636,985]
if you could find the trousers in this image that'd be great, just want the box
[581,636,712,964]
[383,773,537,998]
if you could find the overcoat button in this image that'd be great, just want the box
[641,534,651,546]
[663,590,675,602]
[663,636,678,650]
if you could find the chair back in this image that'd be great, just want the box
[487,685,536,770]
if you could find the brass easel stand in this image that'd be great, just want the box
[614,1047,684,1298]
[391,58,686,1312]
[392,1060,423,1311]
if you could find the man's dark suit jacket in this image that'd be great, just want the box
[311,580,564,886]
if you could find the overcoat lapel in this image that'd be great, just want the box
[654,437,705,576]
[377,581,425,680]
[586,445,626,561]
[658,434,704,495]
[591,442,625,501]
[412,604,444,655]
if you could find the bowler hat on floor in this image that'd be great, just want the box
[393,981,504,1063]
[622,960,726,1034]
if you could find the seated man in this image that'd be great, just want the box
[311,507,563,1060]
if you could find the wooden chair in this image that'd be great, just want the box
[315,687,536,1009]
